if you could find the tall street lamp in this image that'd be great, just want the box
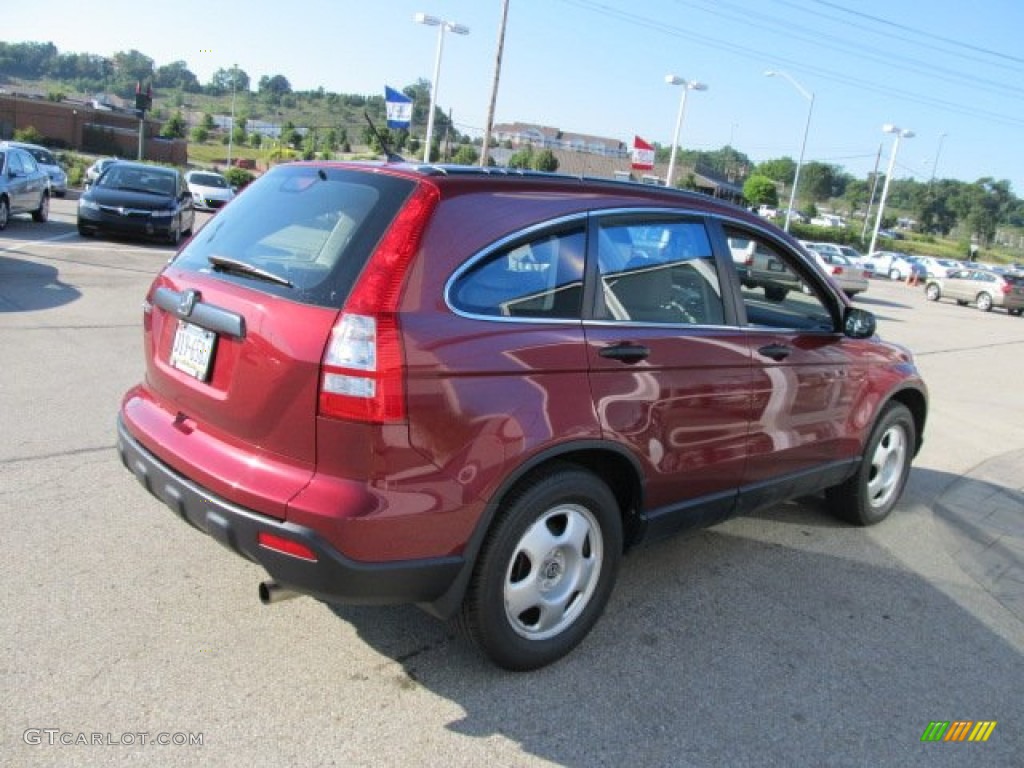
[226,64,237,169]
[764,70,814,232]
[664,75,707,188]
[415,13,469,163]
[868,124,914,257]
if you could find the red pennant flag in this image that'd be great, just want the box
[632,135,655,170]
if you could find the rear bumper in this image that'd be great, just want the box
[116,415,463,605]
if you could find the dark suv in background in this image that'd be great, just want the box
[118,163,928,670]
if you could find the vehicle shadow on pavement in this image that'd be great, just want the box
[326,469,1023,767]
[854,292,915,310]
[0,254,81,312]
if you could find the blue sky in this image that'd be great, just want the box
[10,0,1024,191]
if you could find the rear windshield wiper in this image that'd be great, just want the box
[207,255,293,287]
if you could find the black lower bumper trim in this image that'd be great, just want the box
[116,415,463,605]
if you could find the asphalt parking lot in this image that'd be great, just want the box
[2,197,1022,767]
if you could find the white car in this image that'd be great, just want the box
[184,170,235,212]
[913,256,961,278]
[866,251,916,280]
[85,157,119,187]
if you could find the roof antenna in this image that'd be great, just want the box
[363,111,405,163]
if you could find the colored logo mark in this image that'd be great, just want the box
[921,721,997,742]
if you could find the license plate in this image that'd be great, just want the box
[768,260,785,272]
[170,321,216,381]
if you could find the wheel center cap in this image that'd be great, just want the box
[540,550,565,588]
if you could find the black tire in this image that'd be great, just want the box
[976,292,993,312]
[1009,308,1023,317]
[826,402,915,526]
[925,283,941,302]
[77,225,95,238]
[32,193,49,223]
[764,285,788,302]
[0,198,9,231]
[457,465,622,671]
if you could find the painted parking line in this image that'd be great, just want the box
[1,230,166,256]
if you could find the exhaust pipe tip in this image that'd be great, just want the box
[259,580,301,605]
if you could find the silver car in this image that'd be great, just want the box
[924,268,1024,314]
[0,141,67,197]
[809,249,870,298]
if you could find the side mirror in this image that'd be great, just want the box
[843,307,876,339]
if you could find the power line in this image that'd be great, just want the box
[556,0,1024,129]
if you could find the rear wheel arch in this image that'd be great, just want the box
[424,442,643,621]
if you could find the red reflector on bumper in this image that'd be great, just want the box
[258,532,318,562]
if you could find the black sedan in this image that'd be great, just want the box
[77,161,195,245]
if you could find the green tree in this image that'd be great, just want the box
[191,126,209,143]
[112,49,154,88]
[743,175,779,206]
[755,157,797,184]
[208,67,250,95]
[13,126,44,144]
[533,149,559,172]
[452,145,479,165]
[508,145,534,169]
[154,60,200,92]
[159,111,187,139]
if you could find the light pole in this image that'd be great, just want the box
[664,75,707,188]
[764,70,814,232]
[415,13,469,163]
[868,124,914,256]
[930,132,948,184]
[226,64,237,169]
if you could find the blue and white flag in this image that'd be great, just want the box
[385,86,413,129]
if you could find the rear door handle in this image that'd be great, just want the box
[599,343,650,363]
[758,343,791,361]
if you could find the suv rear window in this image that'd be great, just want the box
[173,165,415,308]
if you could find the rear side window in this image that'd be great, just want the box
[173,166,416,308]
[449,225,585,319]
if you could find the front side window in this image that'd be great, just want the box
[449,225,585,319]
[724,225,834,332]
[594,218,724,325]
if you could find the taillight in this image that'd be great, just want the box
[318,182,440,423]
[1001,283,1011,294]
[831,266,844,275]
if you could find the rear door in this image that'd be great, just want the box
[584,213,752,533]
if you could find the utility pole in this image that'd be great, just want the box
[480,0,510,166]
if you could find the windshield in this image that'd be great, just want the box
[172,165,416,308]
[190,173,228,188]
[28,148,55,165]
[99,166,176,195]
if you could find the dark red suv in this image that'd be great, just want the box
[118,162,927,670]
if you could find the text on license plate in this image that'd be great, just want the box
[170,321,217,381]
